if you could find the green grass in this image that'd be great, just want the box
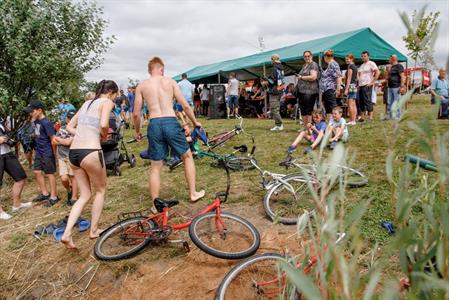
[0,94,446,298]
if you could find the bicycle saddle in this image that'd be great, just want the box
[233,144,248,153]
[154,198,179,213]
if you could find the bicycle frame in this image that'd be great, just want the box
[207,116,246,150]
[122,158,231,240]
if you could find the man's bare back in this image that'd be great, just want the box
[137,76,177,119]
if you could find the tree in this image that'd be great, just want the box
[399,5,439,79]
[0,0,114,123]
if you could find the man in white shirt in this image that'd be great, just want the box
[200,85,210,116]
[226,72,240,119]
[178,73,195,108]
[357,51,379,122]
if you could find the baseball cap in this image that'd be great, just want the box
[271,54,281,63]
[24,100,45,113]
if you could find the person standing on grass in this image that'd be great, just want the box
[200,84,210,117]
[25,100,59,206]
[266,54,285,131]
[226,72,240,119]
[61,80,117,249]
[0,121,30,220]
[357,51,379,122]
[178,73,195,110]
[133,56,205,207]
[344,54,358,125]
[127,86,135,128]
[54,111,78,206]
[296,50,320,126]
[320,49,342,119]
[386,55,405,120]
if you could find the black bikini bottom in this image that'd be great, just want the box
[69,149,104,168]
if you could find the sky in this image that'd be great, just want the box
[85,0,449,88]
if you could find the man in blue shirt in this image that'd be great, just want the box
[178,73,194,108]
[25,100,59,206]
[430,69,449,117]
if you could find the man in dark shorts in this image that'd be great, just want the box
[0,121,29,220]
[133,57,205,205]
[25,100,59,206]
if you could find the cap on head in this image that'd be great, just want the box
[271,54,281,63]
[24,100,44,113]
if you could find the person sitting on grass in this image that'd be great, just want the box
[54,111,78,206]
[287,110,326,154]
[328,106,349,149]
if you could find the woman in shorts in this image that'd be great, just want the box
[61,80,117,249]
[344,54,358,125]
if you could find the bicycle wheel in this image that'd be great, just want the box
[189,212,260,260]
[215,253,297,300]
[94,217,156,261]
[264,173,316,225]
[226,156,256,171]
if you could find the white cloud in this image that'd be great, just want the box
[86,0,449,87]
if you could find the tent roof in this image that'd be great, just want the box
[173,27,407,83]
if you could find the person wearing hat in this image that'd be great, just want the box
[25,100,59,206]
[54,111,78,206]
[265,54,285,131]
[0,119,30,220]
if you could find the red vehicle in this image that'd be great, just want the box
[405,67,431,92]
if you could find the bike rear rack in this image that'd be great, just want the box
[118,210,148,221]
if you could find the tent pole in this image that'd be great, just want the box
[263,63,268,116]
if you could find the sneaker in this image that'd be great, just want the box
[270,125,284,131]
[0,211,12,220]
[66,199,77,206]
[357,118,365,123]
[329,141,337,150]
[347,121,356,126]
[235,114,241,119]
[32,194,50,202]
[11,202,32,212]
[44,197,60,207]
[287,145,297,153]
[227,115,230,119]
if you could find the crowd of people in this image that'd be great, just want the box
[0,52,448,253]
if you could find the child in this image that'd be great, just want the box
[328,106,349,149]
[54,111,78,206]
[288,110,326,154]
[24,100,59,206]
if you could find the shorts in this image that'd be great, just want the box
[306,135,317,143]
[297,93,318,116]
[21,141,35,153]
[227,95,239,110]
[358,85,373,112]
[58,158,74,176]
[348,92,357,100]
[0,152,27,186]
[33,153,56,174]
[322,89,337,114]
[148,117,189,161]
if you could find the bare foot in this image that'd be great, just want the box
[61,235,77,249]
[89,229,105,239]
[190,190,205,202]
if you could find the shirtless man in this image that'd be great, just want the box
[133,57,205,203]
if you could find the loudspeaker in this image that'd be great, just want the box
[209,85,226,119]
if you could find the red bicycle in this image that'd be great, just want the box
[94,160,260,261]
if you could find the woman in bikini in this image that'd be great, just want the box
[61,80,117,249]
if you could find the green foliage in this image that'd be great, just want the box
[400,5,440,65]
[0,0,114,121]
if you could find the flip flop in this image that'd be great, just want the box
[78,219,91,232]
[53,227,65,241]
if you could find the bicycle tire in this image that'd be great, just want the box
[215,253,296,300]
[188,212,260,260]
[225,156,256,171]
[94,217,156,261]
[295,164,368,188]
[264,173,315,225]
